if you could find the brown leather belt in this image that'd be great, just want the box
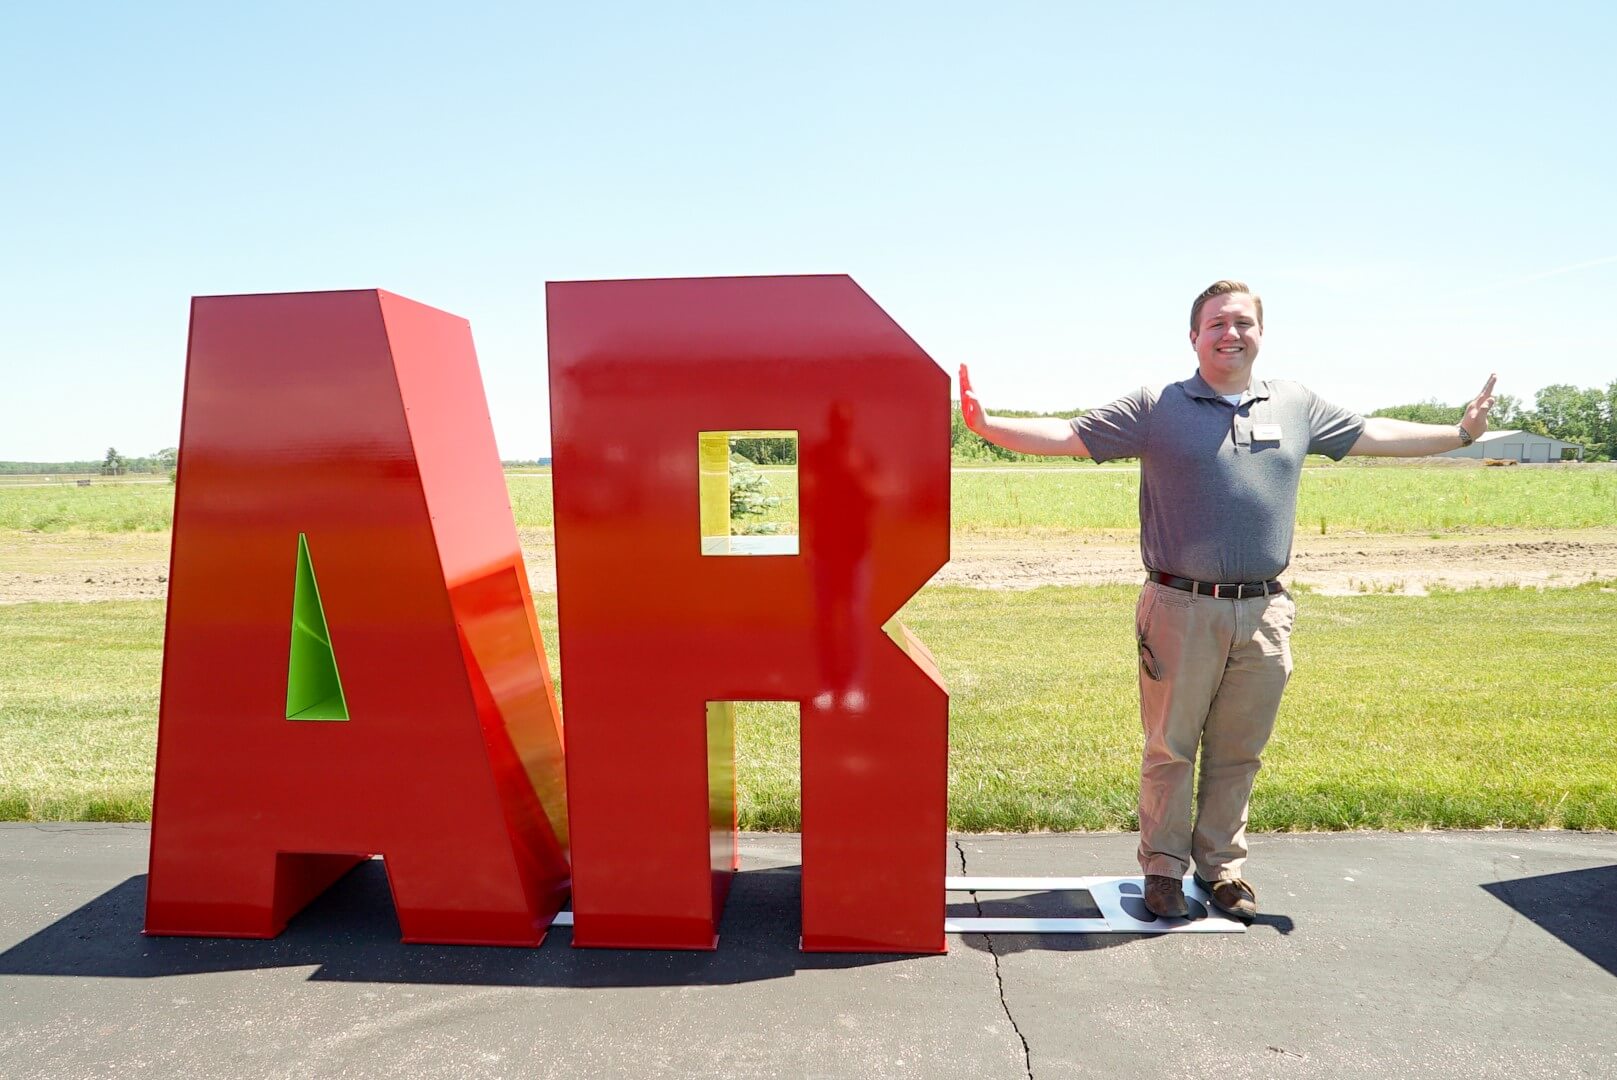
[1148,571,1283,600]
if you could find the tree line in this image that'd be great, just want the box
[952,405,1087,462]
[949,380,1617,462]
[1370,381,1617,460]
[13,380,1616,475]
[0,448,179,476]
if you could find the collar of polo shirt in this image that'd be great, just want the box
[1184,371,1272,406]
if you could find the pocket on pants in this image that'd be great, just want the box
[1135,585,1161,641]
[1137,584,1188,681]
[1139,583,1191,637]
[1276,590,1297,633]
[1257,591,1297,658]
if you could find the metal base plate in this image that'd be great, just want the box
[946,875,1247,934]
[549,876,1247,937]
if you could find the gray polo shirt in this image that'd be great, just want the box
[1071,372,1364,583]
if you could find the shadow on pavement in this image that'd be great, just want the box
[0,861,916,987]
[1482,863,1617,977]
[945,889,1295,955]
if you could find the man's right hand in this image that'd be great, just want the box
[959,364,986,435]
[953,363,1091,458]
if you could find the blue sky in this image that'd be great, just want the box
[3,2,1613,460]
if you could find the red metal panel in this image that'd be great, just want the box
[146,289,569,946]
[548,275,950,953]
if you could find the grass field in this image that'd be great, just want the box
[950,465,1617,533]
[5,464,1613,534]
[5,462,1613,829]
[0,484,176,532]
[4,584,1614,830]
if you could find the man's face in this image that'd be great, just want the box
[1190,293,1262,381]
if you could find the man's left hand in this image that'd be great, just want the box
[1462,374,1498,441]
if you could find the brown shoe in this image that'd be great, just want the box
[1196,874,1257,920]
[1144,874,1189,918]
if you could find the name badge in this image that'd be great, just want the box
[1252,424,1283,442]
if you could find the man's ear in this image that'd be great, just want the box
[1188,328,1199,348]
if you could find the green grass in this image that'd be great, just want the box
[1295,465,1617,533]
[504,473,555,528]
[952,464,1617,532]
[6,465,1612,534]
[5,584,1615,830]
[901,582,1617,832]
[732,467,799,533]
[0,484,176,532]
[0,602,167,820]
[732,702,803,829]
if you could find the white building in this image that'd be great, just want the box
[1440,429,1585,462]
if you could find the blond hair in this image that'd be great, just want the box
[1190,280,1263,331]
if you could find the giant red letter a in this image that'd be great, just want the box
[146,290,570,945]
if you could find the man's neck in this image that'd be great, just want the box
[1198,364,1253,397]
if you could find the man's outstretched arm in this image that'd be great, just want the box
[1348,375,1498,457]
[959,364,1092,458]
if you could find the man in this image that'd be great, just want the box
[959,280,1496,920]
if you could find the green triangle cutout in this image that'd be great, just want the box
[286,533,349,722]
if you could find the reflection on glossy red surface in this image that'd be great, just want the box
[146,290,570,946]
[549,275,951,953]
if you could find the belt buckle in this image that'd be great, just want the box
[1214,583,1240,599]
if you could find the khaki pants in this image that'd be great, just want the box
[1134,581,1296,882]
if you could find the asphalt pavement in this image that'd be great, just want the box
[1,825,1613,1079]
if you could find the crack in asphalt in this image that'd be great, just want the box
[955,839,1034,1080]
[1444,853,1523,1001]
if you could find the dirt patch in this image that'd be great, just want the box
[1286,531,1617,595]
[4,525,1615,603]
[518,527,556,594]
[0,532,173,604]
[938,527,1617,595]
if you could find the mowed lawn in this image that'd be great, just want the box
[4,463,1615,533]
[3,584,1613,830]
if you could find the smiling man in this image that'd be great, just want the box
[960,279,1497,920]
